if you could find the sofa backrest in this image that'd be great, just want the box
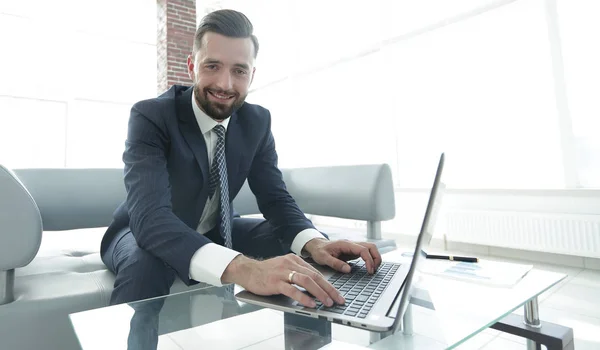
[235,165,396,222]
[1,163,395,272]
[13,168,127,231]
[7,164,395,231]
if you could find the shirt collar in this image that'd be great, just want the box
[191,89,230,134]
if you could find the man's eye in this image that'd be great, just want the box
[236,69,247,75]
[206,65,218,70]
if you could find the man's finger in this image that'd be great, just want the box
[287,271,332,307]
[293,255,323,277]
[294,266,345,305]
[294,257,346,305]
[279,283,316,308]
[358,245,376,274]
[323,254,351,274]
[334,242,375,274]
[359,242,382,270]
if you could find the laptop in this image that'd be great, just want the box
[236,153,446,333]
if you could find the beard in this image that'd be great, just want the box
[194,84,246,121]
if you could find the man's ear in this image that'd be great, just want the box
[187,54,195,81]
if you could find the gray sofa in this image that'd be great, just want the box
[0,164,396,350]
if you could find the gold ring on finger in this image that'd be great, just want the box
[288,270,297,284]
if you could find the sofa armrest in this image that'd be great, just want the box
[0,165,43,271]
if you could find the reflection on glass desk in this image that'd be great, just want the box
[69,253,566,350]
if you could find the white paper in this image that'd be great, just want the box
[419,259,533,287]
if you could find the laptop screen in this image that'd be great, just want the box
[390,153,445,332]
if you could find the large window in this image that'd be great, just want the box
[200,0,599,189]
[1,0,597,190]
[0,0,156,168]
[557,0,600,188]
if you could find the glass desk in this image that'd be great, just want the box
[69,252,568,350]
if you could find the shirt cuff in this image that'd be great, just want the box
[291,228,328,258]
[189,243,241,287]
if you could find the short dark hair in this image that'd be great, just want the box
[193,9,259,58]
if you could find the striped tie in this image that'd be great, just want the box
[208,124,232,249]
[208,125,235,300]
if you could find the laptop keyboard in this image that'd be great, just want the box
[315,260,400,318]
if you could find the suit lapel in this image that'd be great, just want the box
[177,87,209,181]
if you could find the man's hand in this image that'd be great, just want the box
[221,254,346,308]
[303,238,382,275]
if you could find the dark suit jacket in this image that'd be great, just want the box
[101,85,316,285]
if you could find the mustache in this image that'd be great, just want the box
[204,88,238,96]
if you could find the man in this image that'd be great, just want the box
[101,9,382,309]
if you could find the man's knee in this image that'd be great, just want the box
[111,248,175,304]
[128,249,172,280]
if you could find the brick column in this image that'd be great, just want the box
[157,0,197,94]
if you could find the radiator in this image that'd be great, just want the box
[445,210,600,258]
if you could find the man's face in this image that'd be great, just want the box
[187,32,256,121]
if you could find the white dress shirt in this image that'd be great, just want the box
[188,91,325,286]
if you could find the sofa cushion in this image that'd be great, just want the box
[14,227,208,309]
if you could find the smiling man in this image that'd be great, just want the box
[100,9,382,309]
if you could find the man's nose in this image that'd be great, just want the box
[215,71,233,91]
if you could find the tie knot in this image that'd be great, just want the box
[212,124,225,138]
